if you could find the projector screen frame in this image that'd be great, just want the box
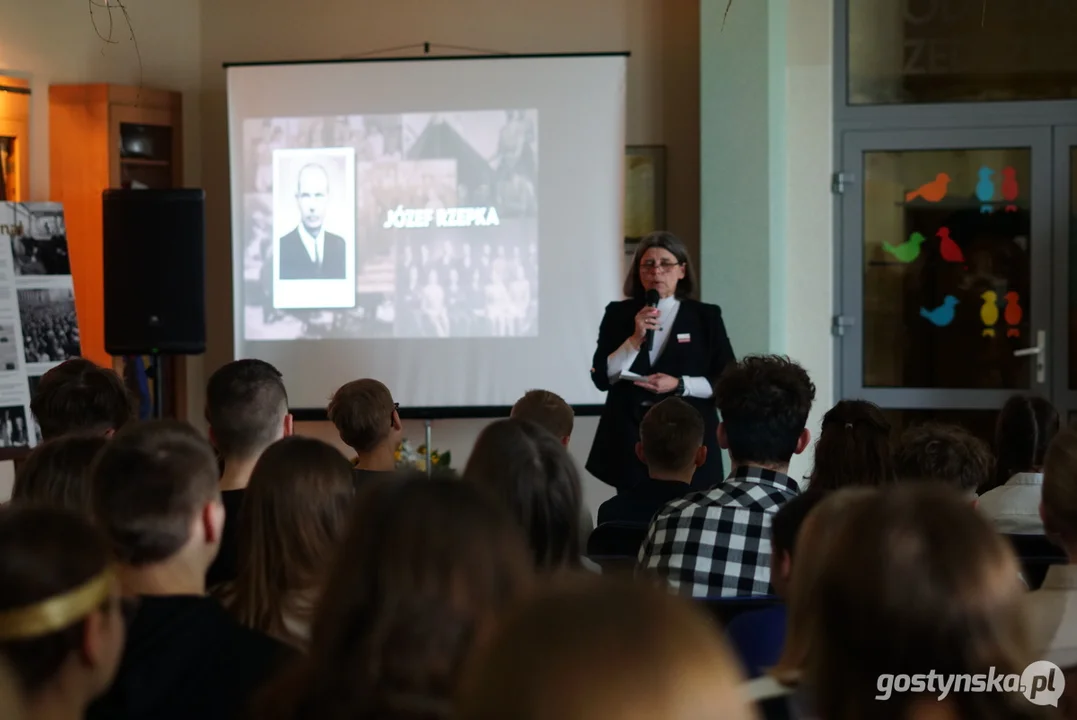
[222,50,630,70]
[227,50,629,419]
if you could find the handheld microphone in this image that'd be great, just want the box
[644,288,660,353]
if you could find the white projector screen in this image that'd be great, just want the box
[227,53,626,411]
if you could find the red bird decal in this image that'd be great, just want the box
[936,227,965,263]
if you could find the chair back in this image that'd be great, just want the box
[699,595,783,627]
[587,521,649,558]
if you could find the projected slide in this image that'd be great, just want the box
[240,110,539,341]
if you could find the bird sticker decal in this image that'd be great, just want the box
[980,291,999,337]
[921,296,959,327]
[883,232,927,263]
[906,173,951,203]
[976,167,995,214]
[936,227,965,264]
[1004,291,1022,338]
[1002,167,1019,212]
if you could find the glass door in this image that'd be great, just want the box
[839,128,1053,437]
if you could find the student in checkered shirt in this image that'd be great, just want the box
[638,355,815,598]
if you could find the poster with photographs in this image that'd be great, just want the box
[0,202,79,448]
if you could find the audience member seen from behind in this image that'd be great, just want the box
[893,422,993,503]
[259,473,534,720]
[457,577,759,720]
[30,358,133,441]
[811,485,1038,720]
[204,359,293,588]
[463,418,585,572]
[747,488,877,717]
[1025,427,1077,668]
[10,434,107,514]
[326,378,403,479]
[979,394,1060,534]
[807,399,895,492]
[597,398,701,526]
[86,420,293,720]
[0,506,126,720]
[725,489,827,680]
[511,389,595,543]
[639,355,815,597]
[218,436,354,649]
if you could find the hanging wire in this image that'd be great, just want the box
[87,0,143,94]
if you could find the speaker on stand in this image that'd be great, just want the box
[102,189,206,419]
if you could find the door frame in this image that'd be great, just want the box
[838,127,1053,409]
[1052,127,1077,420]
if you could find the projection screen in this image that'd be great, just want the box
[226,53,627,411]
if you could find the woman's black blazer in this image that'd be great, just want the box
[586,297,735,492]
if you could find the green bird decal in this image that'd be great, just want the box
[883,232,926,263]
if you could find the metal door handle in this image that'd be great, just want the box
[1013,330,1046,383]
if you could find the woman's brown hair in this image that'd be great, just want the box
[1041,427,1077,548]
[808,400,894,492]
[11,434,107,514]
[463,418,582,571]
[989,394,1060,493]
[809,484,1039,720]
[769,487,876,684]
[259,472,533,720]
[458,576,757,720]
[220,436,354,647]
[623,231,697,300]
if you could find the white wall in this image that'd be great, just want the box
[783,0,835,482]
[0,0,202,199]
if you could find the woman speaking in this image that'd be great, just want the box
[587,231,735,493]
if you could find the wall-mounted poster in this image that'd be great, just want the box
[0,202,77,447]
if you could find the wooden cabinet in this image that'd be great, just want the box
[49,84,187,419]
[0,76,30,202]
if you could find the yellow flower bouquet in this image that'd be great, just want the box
[394,439,452,474]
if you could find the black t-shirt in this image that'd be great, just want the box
[87,595,295,720]
[206,489,246,590]
[596,477,694,526]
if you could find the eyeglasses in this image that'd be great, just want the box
[640,261,683,274]
[392,402,399,426]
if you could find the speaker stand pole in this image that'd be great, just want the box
[424,419,433,478]
[150,354,164,420]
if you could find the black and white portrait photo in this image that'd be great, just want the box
[0,405,30,448]
[273,148,355,281]
[11,204,71,277]
[18,287,80,364]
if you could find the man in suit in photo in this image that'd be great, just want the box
[278,163,347,280]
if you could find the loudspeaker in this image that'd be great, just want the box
[103,189,206,355]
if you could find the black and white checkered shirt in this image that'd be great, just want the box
[637,466,800,598]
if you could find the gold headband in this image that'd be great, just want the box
[0,568,115,641]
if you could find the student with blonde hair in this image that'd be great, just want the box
[458,576,759,720]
